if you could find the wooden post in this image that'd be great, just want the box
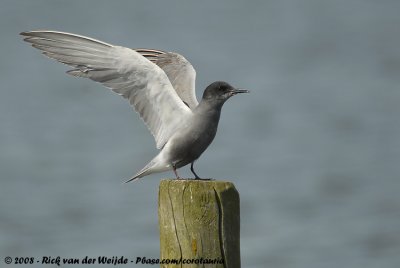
[158,179,240,268]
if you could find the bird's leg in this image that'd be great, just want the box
[172,164,182,180]
[190,162,202,180]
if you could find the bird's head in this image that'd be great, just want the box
[202,81,249,106]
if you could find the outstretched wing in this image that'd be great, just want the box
[21,30,192,149]
[135,49,198,109]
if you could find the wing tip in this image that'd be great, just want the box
[20,30,114,48]
[20,30,51,37]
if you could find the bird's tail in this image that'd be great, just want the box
[124,158,170,183]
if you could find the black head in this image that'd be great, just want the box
[202,81,249,105]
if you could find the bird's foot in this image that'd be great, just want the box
[194,177,214,181]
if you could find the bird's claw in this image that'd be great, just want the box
[194,177,214,181]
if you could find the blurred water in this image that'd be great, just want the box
[1,1,400,267]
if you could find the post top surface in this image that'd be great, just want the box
[159,179,238,193]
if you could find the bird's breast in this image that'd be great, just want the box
[163,113,219,166]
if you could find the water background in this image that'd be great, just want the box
[1,1,399,267]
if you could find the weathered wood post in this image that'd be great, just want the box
[158,179,240,268]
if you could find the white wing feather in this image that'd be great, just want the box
[21,30,192,149]
[136,49,198,109]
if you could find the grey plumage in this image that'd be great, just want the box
[20,30,248,181]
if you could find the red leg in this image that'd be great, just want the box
[172,165,181,179]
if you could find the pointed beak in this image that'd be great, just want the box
[231,88,250,95]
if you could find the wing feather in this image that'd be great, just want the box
[21,30,192,149]
[136,49,198,109]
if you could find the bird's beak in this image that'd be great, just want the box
[231,88,250,95]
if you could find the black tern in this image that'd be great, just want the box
[21,30,249,181]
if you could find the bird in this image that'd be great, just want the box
[20,30,249,182]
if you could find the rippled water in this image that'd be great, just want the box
[1,1,399,267]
